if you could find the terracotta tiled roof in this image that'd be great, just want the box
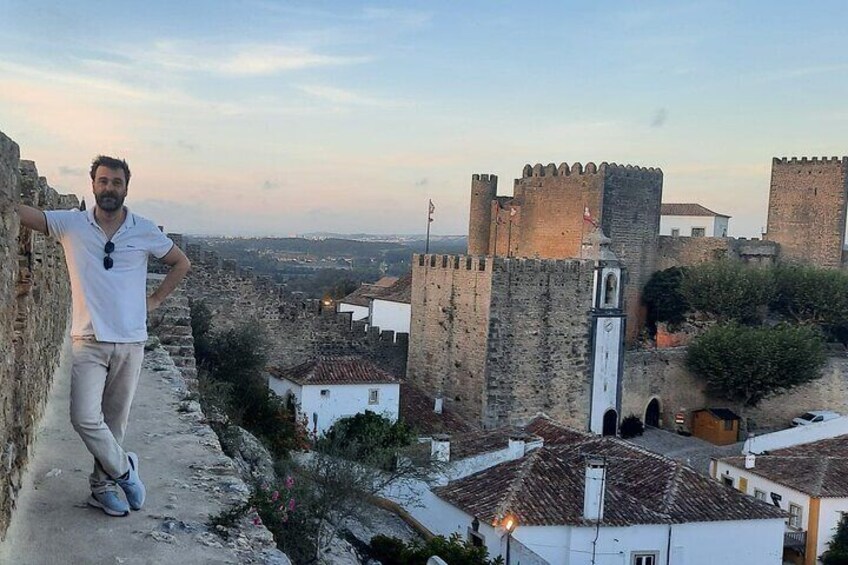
[721,435,848,497]
[449,428,541,460]
[269,356,398,386]
[339,274,410,307]
[435,416,784,527]
[399,383,477,436]
[375,273,412,304]
[661,203,730,218]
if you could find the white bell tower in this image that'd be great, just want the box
[582,228,625,436]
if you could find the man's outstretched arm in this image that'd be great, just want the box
[17,204,48,234]
[147,245,191,312]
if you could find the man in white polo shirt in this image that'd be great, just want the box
[17,155,191,517]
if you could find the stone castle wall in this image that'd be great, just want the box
[406,254,493,422]
[406,254,595,429]
[622,348,848,432]
[657,236,779,271]
[0,131,74,537]
[485,257,594,429]
[765,156,848,269]
[469,162,662,342]
[184,246,407,377]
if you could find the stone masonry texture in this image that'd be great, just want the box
[657,236,779,271]
[469,161,663,342]
[406,254,594,429]
[765,156,848,269]
[0,131,75,537]
[183,247,408,377]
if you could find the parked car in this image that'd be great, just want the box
[791,411,841,426]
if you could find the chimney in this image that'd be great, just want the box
[434,395,444,415]
[431,434,450,463]
[745,453,756,469]
[508,434,527,460]
[583,458,606,522]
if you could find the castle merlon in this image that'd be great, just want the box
[413,253,592,273]
[773,156,848,166]
[521,161,663,179]
[472,174,498,182]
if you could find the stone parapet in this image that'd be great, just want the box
[0,131,75,537]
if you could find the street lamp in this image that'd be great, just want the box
[502,515,518,565]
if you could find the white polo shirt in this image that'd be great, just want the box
[45,206,174,343]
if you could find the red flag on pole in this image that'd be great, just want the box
[428,199,435,223]
[583,206,597,227]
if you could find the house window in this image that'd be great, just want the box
[369,389,379,404]
[467,530,484,547]
[789,504,803,529]
[691,227,706,237]
[671,228,680,237]
[632,553,658,565]
[320,389,330,397]
[722,476,734,488]
[723,419,734,431]
[738,477,748,493]
[754,489,766,502]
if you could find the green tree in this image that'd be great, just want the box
[681,260,776,324]
[642,266,689,326]
[686,323,826,406]
[771,264,848,342]
[823,513,848,564]
[317,411,415,469]
[370,533,503,565]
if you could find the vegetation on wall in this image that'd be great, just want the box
[189,299,306,458]
[822,513,848,564]
[642,266,689,327]
[369,533,504,565]
[686,323,826,406]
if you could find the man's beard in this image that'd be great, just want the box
[95,191,125,212]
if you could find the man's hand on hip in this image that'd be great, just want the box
[146,295,163,312]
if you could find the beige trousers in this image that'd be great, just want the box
[69,338,144,492]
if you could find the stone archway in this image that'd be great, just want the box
[602,409,618,436]
[645,398,661,428]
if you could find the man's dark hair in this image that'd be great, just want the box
[90,155,131,186]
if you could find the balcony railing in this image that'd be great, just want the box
[784,529,807,551]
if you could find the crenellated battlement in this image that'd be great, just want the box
[415,253,492,272]
[773,156,848,167]
[520,161,663,179]
[472,173,498,182]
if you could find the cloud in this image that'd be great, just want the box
[147,41,371,76]
[414,178,429,187]
[297,84,404,107]
[650,108,668,128]
[59,165,86,176]
[361,7,432,27]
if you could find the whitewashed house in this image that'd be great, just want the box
[385,416,785,565]
[337,276,399,321]
[368,274,412,339]
[715,435,848,565]
[660,203,730,237]
[267,356,400,436]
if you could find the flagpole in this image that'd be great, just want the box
[493,207,499,257]
[426,200,433,255]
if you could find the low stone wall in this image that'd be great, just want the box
[622,347,848,433]
[0,131,75,537]
[657,236,778,270]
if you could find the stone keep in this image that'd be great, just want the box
[765,156,848,269]
[407,229,626,432]
[468,161,662,342]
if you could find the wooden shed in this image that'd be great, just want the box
[692,408,740,445]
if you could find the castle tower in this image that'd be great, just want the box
[765,156,848,269]
[582,228,625,436]
[468,174,497,255]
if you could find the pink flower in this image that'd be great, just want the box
[252,516,262,526]
[288,498,296,512]
[285,476,295,489]
[261,482,270,491]
[271,490,280,502]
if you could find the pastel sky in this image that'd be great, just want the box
[1,1,846,237]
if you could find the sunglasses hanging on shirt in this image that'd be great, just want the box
[103,241,115,270]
